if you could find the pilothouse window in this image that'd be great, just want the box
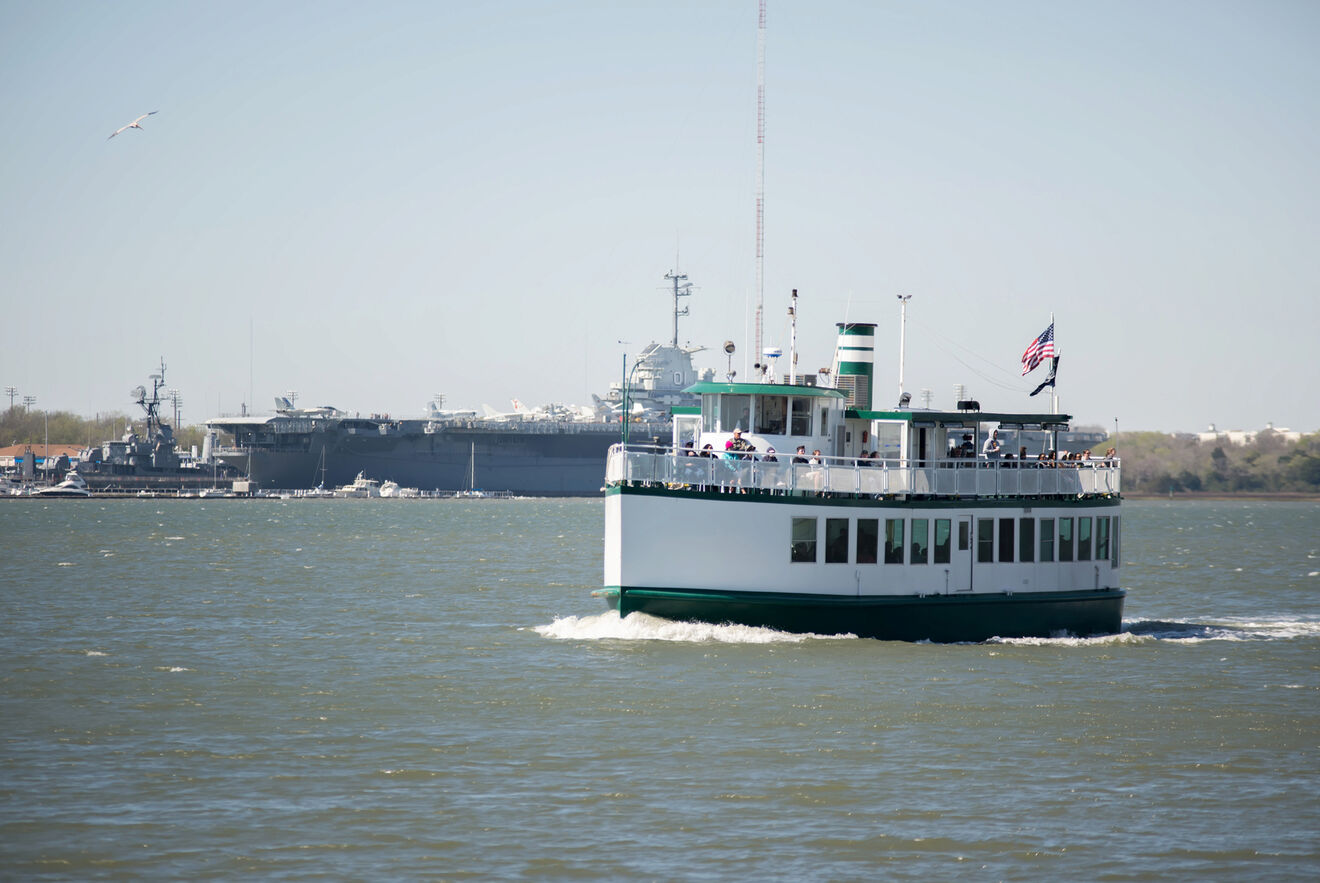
[721,395,751,432]
[789,397,812,436]
[757,395,787,435]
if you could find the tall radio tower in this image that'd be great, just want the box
[754,0,766,378]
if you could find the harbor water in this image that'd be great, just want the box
[2,498,1317,880]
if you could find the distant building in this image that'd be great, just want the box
[1197,423,1304,445]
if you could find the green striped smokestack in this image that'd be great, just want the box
[834,322,876,410]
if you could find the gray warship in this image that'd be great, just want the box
[69,360,238,492]
[207,272,715,495]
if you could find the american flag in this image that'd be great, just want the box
[1021,322,1055,375]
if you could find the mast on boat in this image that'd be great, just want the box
[753,0,766,378]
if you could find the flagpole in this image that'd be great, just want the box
[1050,312,1057,415]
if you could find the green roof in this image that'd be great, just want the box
[686,381,846,399]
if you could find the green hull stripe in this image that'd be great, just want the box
[615,586,1123,607]
[600,585,1126,642]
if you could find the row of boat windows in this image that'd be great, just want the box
[790,515,1121,567]
[703,394,828,436]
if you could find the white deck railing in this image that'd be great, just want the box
[605,445,1121,498]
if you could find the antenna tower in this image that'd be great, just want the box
[754,0,766,377]
[664,270,692,347]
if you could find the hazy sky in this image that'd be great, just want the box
[2,1,1317,434]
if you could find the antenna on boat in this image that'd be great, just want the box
[753,0,767,378]
[897,294,911,402]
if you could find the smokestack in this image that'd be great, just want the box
[832,323,876,410]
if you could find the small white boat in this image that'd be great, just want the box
[36,471,92,498]
[334,471,381,498]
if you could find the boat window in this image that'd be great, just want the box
[873,422,903,460]
[998,518,1015,563]
[977,519,995,563]
[1096,516,1110,561]
[1078,517,1093,561]
[958,519,969,552]
[820,407,830,437]
[1040,518,1055,562]
[1019,517,1035,563]
[933,519,952,564]
[1058,518,1074,562]
[789,397,812,436]
[791,517,817,563]
[826,518,849,563]
[885,519,905,564]
[702,395,719,433]
[721,395,751,433]
[910,519,929,565]
[857,518,879,564]
[1111,517,1120,567]
[756,395,787,435]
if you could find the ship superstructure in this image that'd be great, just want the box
[207,272,709,495]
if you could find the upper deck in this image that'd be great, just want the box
[606,444,1121,500]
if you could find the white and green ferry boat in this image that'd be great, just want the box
[599,321,1124,642]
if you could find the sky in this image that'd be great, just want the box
[2,0,1317,434]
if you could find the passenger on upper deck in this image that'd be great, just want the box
[792,445,808,464]
[982,429,1001,460]
[725,429,752,459]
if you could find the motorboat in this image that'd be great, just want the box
[35,471,92,498]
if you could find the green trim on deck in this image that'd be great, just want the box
[686,381,846,399]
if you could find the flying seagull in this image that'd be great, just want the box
[108,111,158,140]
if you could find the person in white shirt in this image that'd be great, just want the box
[982,429,1002,460]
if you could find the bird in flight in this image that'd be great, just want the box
[108,111,158,140]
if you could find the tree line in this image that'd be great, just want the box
[1111,429,1320,495]
[1,407,208,451]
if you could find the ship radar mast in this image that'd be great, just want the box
[664,270,693,347]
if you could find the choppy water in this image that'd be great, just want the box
[1,498,1317,880]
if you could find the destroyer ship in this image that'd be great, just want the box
[64,361,239,493]
[207,272,715,495]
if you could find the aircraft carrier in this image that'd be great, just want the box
[208,272,714,495]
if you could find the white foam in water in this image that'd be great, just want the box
[1118,616,1320,644]
[533,611,856,644]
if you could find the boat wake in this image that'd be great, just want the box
[536,614,1319,646]
[533,611,857,644]
[1123,616,1320,643]
[990,616,1320,646]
